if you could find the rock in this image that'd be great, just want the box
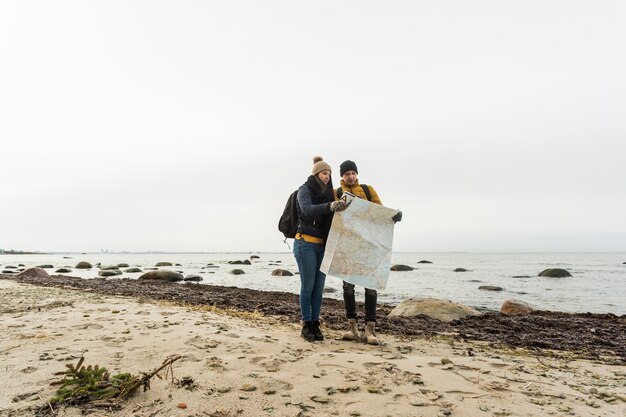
[116,263,129,268]
[100,265,120,270]
[388,297,480,322]
[55,268,72,273]
[155,262,172,267]
[323,287,337,293]
[175,263,182,266]
[75,261,92,269]
[230,269,245,275]
[124,268,142,273]
[390,264,414,271]
[16,268,49,279]
[37,264,54,269]
[4,266,17,269]
[2,270,16,274]
[512,275,530,278]
[229,260,251,265]
[454,268,469,272]
[250,255,260,259]
[98,270,122,277]
[539,268,572,278]
[271,269,294,276]
[479,285,503,291]
[139,270,183,282]
[500,299,534,315]
[417,260,433,264]
[184,274,203,282]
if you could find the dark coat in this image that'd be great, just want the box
[296,175,335,240]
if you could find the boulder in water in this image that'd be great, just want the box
[271,269,294,276]
[139,270,183,282]
[38,264,54,269]
[500,299,534,315]
[99,270,122,277]
[16,268,49,279]
[184,274,203,282]
[56,268,72,274]
[454,268,469,272]
[155,262,173,267]
[124,268,142,273]
[390,265,414,271]
[417,260,433,264]
[388,297,480,322]
[250,255,260,259]
[230,269,245,275]
[75,261,92,269]
[479,285,503,291]
[117,263,129,268]
[538,268,572,278]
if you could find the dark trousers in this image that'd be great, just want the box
[343,281,377,322]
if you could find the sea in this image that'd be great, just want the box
[1,252,625,315]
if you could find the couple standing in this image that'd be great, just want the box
[293,156,402,343]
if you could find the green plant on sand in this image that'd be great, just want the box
[42,355,181,413]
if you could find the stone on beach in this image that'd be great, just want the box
[390,264,414,271]
[124,268,142,273]
[250,255,260,259]
[454,268,469,272]
[230,269,245,275]
[75,261,92,269]
[117,263,129,268]
[139,270,183,282]
[155,262,173,267]
[500,299,534,315]
[55,268,72,273]
[539,268,572,278]
[16,268,49,279]
[388,297,480,322]
[37,264,54,269]
[417,260,433,264]
[271,269,294,276]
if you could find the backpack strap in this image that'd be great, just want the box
[361,184,372,201]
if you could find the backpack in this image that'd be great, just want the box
[336,184,371,201]
[278,189,299,239]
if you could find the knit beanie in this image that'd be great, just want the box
[340,160,358,176]
[312,156,332,176]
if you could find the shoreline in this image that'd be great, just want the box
[1,279,625,417]
[1,273,625,364]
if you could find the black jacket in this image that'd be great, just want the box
[296,175,335,240]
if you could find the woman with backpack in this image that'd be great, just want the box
[293,156,347,341]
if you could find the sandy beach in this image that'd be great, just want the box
[1,279,625,417]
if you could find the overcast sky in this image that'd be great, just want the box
[1,1,625,253]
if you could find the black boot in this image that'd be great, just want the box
[311,320,324,341]
[301,321,315,342]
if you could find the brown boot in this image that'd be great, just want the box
[363,321,380,345]
[342,319,361,341]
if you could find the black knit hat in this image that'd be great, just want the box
[340,160,358,176]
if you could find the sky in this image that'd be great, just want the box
[1,1,625,253]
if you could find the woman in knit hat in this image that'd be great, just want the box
[293,156,347,341]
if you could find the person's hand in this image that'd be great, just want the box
[392,211,402,223]
[330,201,348,212]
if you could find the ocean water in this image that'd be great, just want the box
[1,252,625,315]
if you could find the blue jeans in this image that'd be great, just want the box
[293,238,326,321]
